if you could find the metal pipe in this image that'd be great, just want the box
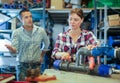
[76,47,120,66]
[42,0,46,28]
[53,60,112,77]
[53,47,120,77]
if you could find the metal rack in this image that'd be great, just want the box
[47,8,93,24]
[97,5,120,64]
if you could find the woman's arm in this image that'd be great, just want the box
[52,33,71,61]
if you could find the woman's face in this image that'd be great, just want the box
[69,13,83,30]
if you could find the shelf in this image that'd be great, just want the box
[0,8,93,24]
[47,8,94,13]
[98,26,120,35]
[0,30,12,33]
[108,26,120,36]
[46,8,93,24]
[0,8,44,12]
[99,26,120,30]
[108,26,120,29]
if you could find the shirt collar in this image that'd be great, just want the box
[66,29,71,35]
[32,24,39,34]
[21,24,39,34]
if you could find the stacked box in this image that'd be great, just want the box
[0,0,9,3]
[108,14,120,26]
[0,0,25,4]
[51,0,64,9]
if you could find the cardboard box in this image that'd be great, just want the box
[108,14,120,26]
[0,0,9,3]
[0,0,24,4]
[51,0,64,9]
[108,19,120,26]
[108,14,119,20]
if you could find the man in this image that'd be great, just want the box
[5,8,50,81]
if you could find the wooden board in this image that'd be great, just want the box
[0,74,15,83]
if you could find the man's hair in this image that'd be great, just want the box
[18,8,30,19]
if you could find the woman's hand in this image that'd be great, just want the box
[87,45,97,50]
[61,52,71,61]
[55,52,71,61]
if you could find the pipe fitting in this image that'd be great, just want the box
[76,47,91,66]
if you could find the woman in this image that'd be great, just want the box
[52,8,99,66]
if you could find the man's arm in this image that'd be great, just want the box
[5,30,19,54]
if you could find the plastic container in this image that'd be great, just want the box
[88,0,120,8]
[70,0,81,8]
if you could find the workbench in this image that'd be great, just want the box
[39,69,120,83]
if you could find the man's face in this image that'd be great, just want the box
[21,11,33,27]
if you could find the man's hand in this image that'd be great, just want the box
[40,55,44,63]
[40,50,48,63]
[5,44,16,53]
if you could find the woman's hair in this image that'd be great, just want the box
[70,8,84,19]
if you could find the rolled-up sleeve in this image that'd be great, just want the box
[85,31,99,45]
[11,30,19,53]
[52,33,63,58]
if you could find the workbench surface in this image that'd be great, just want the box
[39,69,120,83]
